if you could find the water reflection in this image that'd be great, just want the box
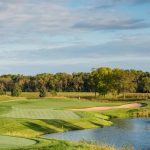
[43,118,150,150]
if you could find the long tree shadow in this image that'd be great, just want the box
[90,121,103,127]
[23,122,57,134]
[42,119,84,131]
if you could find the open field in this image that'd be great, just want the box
[0,94,149,149]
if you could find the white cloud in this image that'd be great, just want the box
[0,0,149,73]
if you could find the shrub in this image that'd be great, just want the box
[11,84,22,97]
[39,86,47,97]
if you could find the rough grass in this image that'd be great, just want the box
[0,135,36,149]
[100,100,150,118]
[100,109,133,118]
[6,92,149,100]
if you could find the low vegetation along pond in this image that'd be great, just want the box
[43,118,150,150]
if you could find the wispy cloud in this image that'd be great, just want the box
[0,0,149,36]
[0,0,149,73]
[73,18,150,30]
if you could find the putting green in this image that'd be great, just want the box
[0,135,36,149]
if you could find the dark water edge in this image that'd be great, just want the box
[43,118,150,150]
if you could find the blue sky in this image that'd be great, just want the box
[0,0,150,74]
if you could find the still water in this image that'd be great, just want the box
[43,118,150,150]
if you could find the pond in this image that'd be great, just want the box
[43,118,150,150]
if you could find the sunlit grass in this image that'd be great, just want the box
[0,135,36,149]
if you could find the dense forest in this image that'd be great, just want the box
[0,67,149,96]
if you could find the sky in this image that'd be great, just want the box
[0,0,150,74]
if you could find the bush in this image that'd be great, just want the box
[11,84,22,97]
[39,86,47,97]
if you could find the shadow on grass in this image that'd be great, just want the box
[42,119,84,131]
[89,121,103,127]
[23,122,57,134]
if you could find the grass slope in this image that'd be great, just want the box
[0,98,113,138]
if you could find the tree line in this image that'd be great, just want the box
[0,67,149,97]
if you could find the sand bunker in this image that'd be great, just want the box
[71,103,142,112]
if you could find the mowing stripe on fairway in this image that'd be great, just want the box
[1,107,80,120]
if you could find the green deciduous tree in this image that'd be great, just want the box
[92,67,112,97]
[0,83,6,95]
[141,77,150,99]
[39,86,47,97]
[119,70,136,99]
[11,84,22,97]
[0,67,149,96]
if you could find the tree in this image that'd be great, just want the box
[46,79,55,91]
[91,67,112,97]
[119,70,136,99]
[0,83,6,95]
[0,67,149,96]
[11,84,22,97]
[141,77,150,99]
[39,86,47,97]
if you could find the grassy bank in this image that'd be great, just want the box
[101,101,150,118]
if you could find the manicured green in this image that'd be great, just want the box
[4,138,116,150]
[0,135,36,149]
[0,98,127,109]
[0,98,114,139]
[1,108,79,120]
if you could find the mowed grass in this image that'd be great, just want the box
[0,98,127,109]
[3,138,116,150]
[0,98,113,138]
[1,108,79,120]
[0,135,36,149]
[0,98,126,120]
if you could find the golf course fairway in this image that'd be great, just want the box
[0,135,36,149]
